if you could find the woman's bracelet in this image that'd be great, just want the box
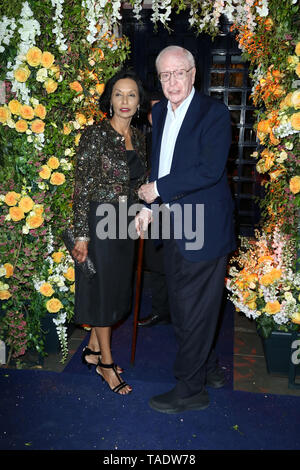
[75,236,90,242]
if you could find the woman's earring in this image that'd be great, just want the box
[110,104,113,117]
[137,105,140,118]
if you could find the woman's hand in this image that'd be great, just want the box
[72,240,88,263]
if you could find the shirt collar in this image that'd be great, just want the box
[167,87,195,118]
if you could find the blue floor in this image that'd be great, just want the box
[1,292,300,451]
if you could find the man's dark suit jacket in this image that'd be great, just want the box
[149,90,236,262]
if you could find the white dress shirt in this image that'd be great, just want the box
[155,87,195,197]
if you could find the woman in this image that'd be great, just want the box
[72,70,147,395]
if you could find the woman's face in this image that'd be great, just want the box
[110,78,140,120]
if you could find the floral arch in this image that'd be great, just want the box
[0,0,299,364]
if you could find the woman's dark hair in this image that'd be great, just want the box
[99,69,146,115]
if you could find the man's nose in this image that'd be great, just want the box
[169,72,177,85]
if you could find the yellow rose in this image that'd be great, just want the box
[74,133,81,146]
[63,267,75,282]
[265,301,281,315]
[15,119,28,133]
[296,63,300,79]
[290,112,300,131]
[0,106,11,124]
[296,42,300,56]
[26,213,44,229]
[39,165,51,180]
[46,297,63,313]
[3,263,14,278]
[291,90,300,109]
[260,268,281,286]
[50,171,65,186]
[14,66,30,82]
[41,51,55,69]
[0,290,11,300]
[291,312,300,325]
[75,113,87,126]
[40,282,54,297]
[47,156,60,169]
[50,64,60,79]
[31,119,45,134]
[69,81,83,93]
[44,79,58,94]
[70,283,75,293]
[20,104,35,120]
[8,100,22,115]
[26,46,42,67]
[34,104,47,119]
[289,176,300,194]
[9,206,25,221]
[4,191,21,206]
[63,124,72,135]
[52,252,64,263]
[19,196,35,213]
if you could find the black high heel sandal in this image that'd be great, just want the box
[81,347,101,370]
[81,347,124,373]
[96,360,132,395]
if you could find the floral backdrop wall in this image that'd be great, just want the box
[0,0,299,365]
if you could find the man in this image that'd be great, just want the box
[135,45,235,414]
[138,93,171,328]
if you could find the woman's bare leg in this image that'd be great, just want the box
[94,326,132,395]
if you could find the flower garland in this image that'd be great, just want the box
[51,0,68,52]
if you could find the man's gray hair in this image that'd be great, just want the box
[155,46,195,72]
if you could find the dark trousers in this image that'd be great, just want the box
[163,238,227,398]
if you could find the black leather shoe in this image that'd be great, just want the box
[138,313,171,327]
[205,367,226,388]
[149,387,209,414]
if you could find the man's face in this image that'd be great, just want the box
[157,51,195,111]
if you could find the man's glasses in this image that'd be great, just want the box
[158,67,194,82]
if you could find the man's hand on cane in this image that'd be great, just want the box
[135,207,153,238]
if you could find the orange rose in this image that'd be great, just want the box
[4,191,20,206]
[52,252,64,263]
[3,263,14,278]
[41,51,55,69]
[40,282,54,297]
[15,119,28,133]
[46,297,63,313]
[9,206,25,221]
[289,176,300,194]
[39,165,51,180]
[34,104,47,119]
[31,119,45,134]
[33,204,44,216]
[264,18,273,30]
[69,81,83,93]
[257,119,271,134]
[26,213,44,229]
[265,301,281,315]
[19,196,34,213]
[8,100,22,115]
[0,106,11,123]
[95,83,105,95]
[50,172,65,185]
[44,79,58,94]
[0,290,11,300]
[258,256,273,264]
[14,66,30,82]
[63,267,75,282]
[47,156,60,169]
[290,112,300,131]
[20,105,35,120]
[26,46,42,67]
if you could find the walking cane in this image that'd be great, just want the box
[131,230,145,365]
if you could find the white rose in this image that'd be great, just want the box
[0,267,7,277]
[36,68,48,83]
[22,225,29,234]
